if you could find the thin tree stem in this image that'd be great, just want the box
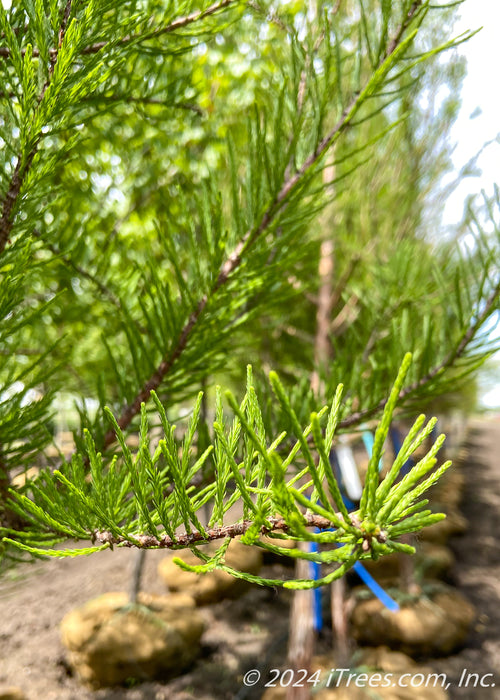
[129,549,147,603]
[93,513,353,549]
[287,556,315,700]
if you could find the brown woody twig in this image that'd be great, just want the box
[93,513,353,549]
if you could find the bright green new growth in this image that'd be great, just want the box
[2,354,451,589]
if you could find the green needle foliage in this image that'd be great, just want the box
[3,355,451,588]
[0,1,499,586]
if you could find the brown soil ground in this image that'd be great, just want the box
[428,417,500,698]
[0,418,499,700]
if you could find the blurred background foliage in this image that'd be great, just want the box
[1,0,499,519]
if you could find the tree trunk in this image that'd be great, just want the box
[286,553,315,700]
[331,578,349,665]
[129,548,147,604]
[310,239,335,395]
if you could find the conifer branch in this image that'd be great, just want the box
[0,1,74,254]
[3,357,452,573]
[33,232,127,316]
[340,277,500,429]
[93,514,343,549]
[59,0,74,48]
[0,0,234,254]
[0,148,38,254]
[385,1,422,58]
[0,0,239,59]
[81,0,239,55]
[102,2,424,449]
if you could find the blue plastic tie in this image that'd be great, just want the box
[353,561,399,612]
[310,539,323,631]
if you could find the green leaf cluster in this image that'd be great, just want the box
[3,355,451,588]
